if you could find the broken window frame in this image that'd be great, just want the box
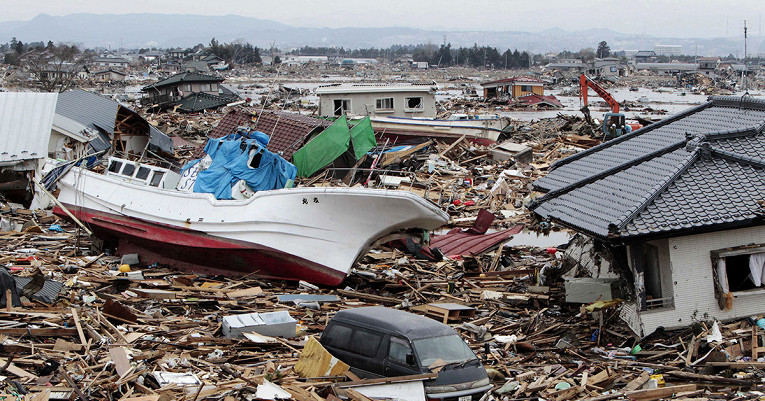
[404,97,423,112]
[628,241,674,312]
[332,99,351,116]
[711,243,765,310]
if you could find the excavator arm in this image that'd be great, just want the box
[580,73,620,113]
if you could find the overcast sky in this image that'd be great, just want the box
[0,0,762,39]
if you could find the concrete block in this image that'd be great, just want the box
[564,278,622,303]
[222,310,297,339]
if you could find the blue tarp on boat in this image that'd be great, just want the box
[182,131,296,200]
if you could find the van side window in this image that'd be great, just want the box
[349,328,382,357]
[388,337,412,365]
[324,323,353,348]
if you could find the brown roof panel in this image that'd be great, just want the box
[252,110,332,159]
[210,108,252,139]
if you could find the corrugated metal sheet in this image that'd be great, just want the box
[56,89,118,135]
[431,226,522,257]
[0,92,58,163]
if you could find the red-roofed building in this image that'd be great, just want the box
[516,93,563,108]
[481,77,545,100]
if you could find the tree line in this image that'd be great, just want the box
[287,43,533,69]
[207,38,262,65]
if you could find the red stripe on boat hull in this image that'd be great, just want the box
[53,206,346,286]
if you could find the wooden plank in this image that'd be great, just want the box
[109,346,132,377]
[71,307,87,346]
[0,357,37,379]
[0,328,78,337]
[336,373,436,387]
[625,384,696,401]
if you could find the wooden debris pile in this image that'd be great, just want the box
[2,202,765,400]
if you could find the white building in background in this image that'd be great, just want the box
[315,84,437,118]
[654,44,683,56]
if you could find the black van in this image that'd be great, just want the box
[320,306,491,401]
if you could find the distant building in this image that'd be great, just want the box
[141,72,238,112]
[698,57,721,78]
[590,58,631,78]
[283,56,329,66]
[92,69,127,83]
[634,51,657,63]
[92,57,130,68]
[315,84,437,118]
[481,77,545,100]
[635,63,698,76]
[654,45,683,56]
[545,59,585,71]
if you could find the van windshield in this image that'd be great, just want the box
[412,335,476,367]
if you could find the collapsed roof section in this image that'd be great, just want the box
[209,109,332,159]
[530,96,765,242]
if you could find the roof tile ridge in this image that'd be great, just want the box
[710,146,765,169]
[612,149,699,235]
[545,100,712,173]
[704,125,762,141]
[709,94,765,110]
[529,138,688,211]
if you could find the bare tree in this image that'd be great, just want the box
[23,43,92,92]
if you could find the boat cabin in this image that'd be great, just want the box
[106,157,181,189]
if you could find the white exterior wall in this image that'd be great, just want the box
[628,226,765,335]
[319,91,436,118]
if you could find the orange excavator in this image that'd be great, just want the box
[579,73,642,137]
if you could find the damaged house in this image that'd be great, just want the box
[0,90,173,207]
[530,95,765,336]
[141,72,239,112]
[0,92,59,206]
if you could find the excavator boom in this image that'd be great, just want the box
[580,74,620,113]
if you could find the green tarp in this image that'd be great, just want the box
[292,116,351,177]
[349,116,377,159]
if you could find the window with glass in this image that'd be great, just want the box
[376,98,394,110]
[388,337,413,365]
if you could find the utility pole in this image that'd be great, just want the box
[744,20,748,60]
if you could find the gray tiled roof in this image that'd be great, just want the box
[531,96,765,240]
[142,72,223,91]
[175,92,237,113]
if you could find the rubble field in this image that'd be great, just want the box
[3,112,765,401]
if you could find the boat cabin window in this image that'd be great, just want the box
[136,166,151,180]
[149,171,164,187]
[108,160,123,173]
[405,97,423,111]
[122,164,136,176]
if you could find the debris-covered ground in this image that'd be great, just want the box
[1,64,765,400]
[4,113,765,400]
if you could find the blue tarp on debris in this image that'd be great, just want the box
[183,131,296,200]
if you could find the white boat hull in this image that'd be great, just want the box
[55,168,448,285]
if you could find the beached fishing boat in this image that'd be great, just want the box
[52,133,448,286]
